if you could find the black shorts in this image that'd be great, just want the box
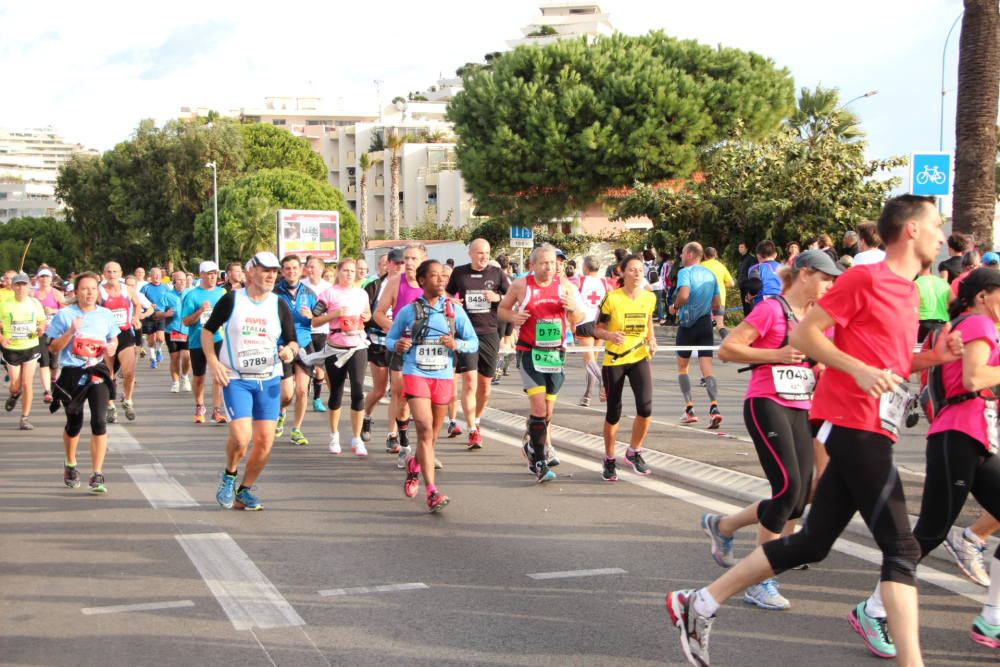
[1,345,40,367]
[141,318,165,335]
[456,331,500,377]
[388,349,404,372]
[190,340,223,377]
[115,329,135,352]
[368,343,388,368]
[574,321,596,339]
[166,336,189,354]
[38,334,58,370]
[675,314,715,359]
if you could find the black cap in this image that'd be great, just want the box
[958,267,1000,302]
[387,248,405,263]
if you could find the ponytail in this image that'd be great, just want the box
[947,294,971,321]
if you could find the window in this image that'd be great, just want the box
[272,119,286,125]
[306,120,333,126]
[336,120,353,126]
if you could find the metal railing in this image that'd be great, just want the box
[416,160,457,178]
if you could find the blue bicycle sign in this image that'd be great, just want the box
[915,165,947,186]
[910,152,951,196]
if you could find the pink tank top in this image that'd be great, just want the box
[33,288,59,311]
[396,276,422,312]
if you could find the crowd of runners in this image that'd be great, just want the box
[2,194,1000,664]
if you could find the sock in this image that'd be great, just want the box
[678,373,693,404]
[469,425,477,433]
[426,483,437,496]
[65,460,76,468]
[984,558,1000,624]
[237,485,249,494]
[475,417,481,426]
[225,468,237,478]
[449,419,456,427]
[966,527,988,547]
[528,414,547,460]
[720,328,729,340]
[364,412,372,420]
[693,587,720,618]
[627,447,639,455]
[605,456,615,462]
[279,411,286,419]
[865,582,887,619]
[705,375,719,403]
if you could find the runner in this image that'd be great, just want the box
[668,242,722,427]
[139,268,168,368]
[852,221,886,266]
[362,250,403,447]
[745,240,782,306]
[204,252,298,511]
[180,261,227,424]
[592,254,658,482]
[385,259,478,512]
[915,262,952,344]
[273,254,319,445]
[355,258,369,286]
[31,267,66,404]
[498,243,584,483]
[939,232,966,282]
[445,238,511,449]
[221,262,245,293]
[100,262,143,422]
[124,274,155,365]
[574,255,609,407]
[153,271,191,393]
[46,271,120,494]
[309,258,371,455]
[303,255,333,413]
[700,247,735,339]
[666,194,959,667]
[374,242,427,467]
[0,273,45,429]
[703,250,839,612]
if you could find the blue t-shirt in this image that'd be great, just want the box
[677,264,720,328]
[45,304,120,369]
[156,288,188,333]
[180,286,226,349]
[141,282,169,308]
[384,297,479,379]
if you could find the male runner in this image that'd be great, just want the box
[0,273,45,429]
[363,249,403,446]
[31,268,66,403]
[303,255,333,412]
[181,261,227,424]
[154,271,191,392]
[222,262,245,293]
[700,247,735,339]
[575,255,609,406]
[273,254,319,445]
[745,240,782,306]
[140,268,168,367]
[205,252,298,511]
[446,238,510,449]
[100,262,143,422]
[498,243,584,483]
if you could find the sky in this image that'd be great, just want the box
[0,0,971,188]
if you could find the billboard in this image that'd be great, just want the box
[276,209,340,262]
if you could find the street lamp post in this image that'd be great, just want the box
[941,11,964,151]
[839,89,880,110]
[205,161,218,266]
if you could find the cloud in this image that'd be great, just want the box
[105,20,235,80]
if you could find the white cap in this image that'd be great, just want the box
[245,251,281,271]
[199,260,219,274]
[37,268,53,277]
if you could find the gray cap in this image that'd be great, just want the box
[11,272,30,284]
[387,248,405,263]
[792,249,843,277]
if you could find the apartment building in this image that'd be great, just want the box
[0,127,97,184]
[507,1,614,48]
[0,182,62,224]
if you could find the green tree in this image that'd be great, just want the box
[357,153,382,252]
[0,216,80,274]
[238,123,327,181]
[787,85,863,147]
[229,197,279,258]
[385,129,406,239]
[448,31,794,223]
[194,168,359,265]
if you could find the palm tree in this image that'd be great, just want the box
[953,0,1000,243]
[787,85,863,148]
[230,196,277,259]
[357,152,383,252]
[385,128,408,240]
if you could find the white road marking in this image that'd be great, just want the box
[528,568,627,580]
[175,533,305,630]
[484,429,987,604]
[81,600,194,615]
[318,583,428,596]
[125,464,199,509]
[106,423,142,451]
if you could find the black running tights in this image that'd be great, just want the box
[601,358,653,426]
[65,382,111,438]
[324,351,367,412]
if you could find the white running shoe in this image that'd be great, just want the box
[944,526,990,586]
[351,438,368,456]
[170,381,180,393]
[181,376,192,392]
[328,433,341,454]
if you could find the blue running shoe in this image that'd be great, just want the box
[155,350,163,363]
[971,613,1000,649]
[312,398,327,413]
[216,472,236,509]
[536,460,555,484]
[849,601,896,658]
[702,513,735,567]
[743,578,790,610]
[150,358,157,370]
[234,487,262,511]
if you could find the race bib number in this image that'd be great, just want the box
[986,400,999,456]
[200,308,213,326]
[70,333,106,367]
[169,330,188,342]
[238,347,275,375]
[415,338,449,371]
[339,314,363,335]
[10,319,33,340]
[535,318,562,348]
[531,348,564,374]
[771,366,815,401]
[465,290,489,314]
[111,308,128,328]
[879,382,910,436]
[622,312,647,337]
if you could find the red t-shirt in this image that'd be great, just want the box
[810,262,919,441]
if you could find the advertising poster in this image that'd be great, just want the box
[276,209,340,262]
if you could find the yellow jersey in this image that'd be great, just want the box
[700,259,733,308]
[598,288,656,366]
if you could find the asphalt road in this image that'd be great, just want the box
[0,348,994,666]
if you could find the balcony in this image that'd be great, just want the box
[346,185,357,199]
[346,151,356,162]
[374,177,384,195]
[375,213,385,225]
[329,157,339,170]
[416,160,457,180]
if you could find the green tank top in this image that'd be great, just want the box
[0,297,44,350]
[915,275,950,322]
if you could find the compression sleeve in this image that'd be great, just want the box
[277,299,296,346]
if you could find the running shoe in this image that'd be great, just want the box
[522,434,538,473]
[155,350,163,363]
[19,416,33,430]
[139,348,146,358]
[708,405,722,430]
[351,438,368,456]
[536,460,555,484]
[434,459,443,470]
[150,358,157,369]
[602,458,618,482]
[361,418,372,443]
[397,445,411,469]
[88,472,107,494]
[123,399,136,421]
[467,428,483,451]
[699,377,706,387]
[848,601,896,658]
[43,390,52,404]
[680,406,698,424]
[491,372,501,386]
[447,421,462,438]
[212,408,226,424]
[234,487,263,510]
[216,472,236,508]
[666,589,714,667]
[64,461,80,488]
[328,433,341,454]
[743,578,789,610]
[290,428,308,446]
[170,381,180,393]
[386,433,400,453]
[181,376,192,392]
[428,490,450,513]
[624,449,651,475]
[404,456,420,497]
[944,526,990,586]
[544,444,560,468]
[971,613,1000,648]
[312,398,327,413]
[106,404,117,424]
[701,513,735,567]
[274,412,286,436]
[194,404,206,423]
[5,391,20,411]
[579,396,590,407]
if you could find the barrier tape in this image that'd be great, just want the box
[497,345,719,354]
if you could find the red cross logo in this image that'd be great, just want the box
[586,291,601,305]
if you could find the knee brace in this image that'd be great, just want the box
[528,414,547,460]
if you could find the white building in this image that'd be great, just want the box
[0,127,97,184]
[506,1,614,49]
[0,182,62,223]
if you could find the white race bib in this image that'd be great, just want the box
[415,338,449,371]
[200,307,213,326]
[465,290,489,314]
[771,366,815,401]
[111,308,128,328]
[879,383,910,436]
[10,320,33,340]
[237,347,275,377]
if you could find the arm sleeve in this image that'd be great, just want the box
[203,291,235,333]
[816,266,872,328]
[277,299,296,345]
[597,293,612,324]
